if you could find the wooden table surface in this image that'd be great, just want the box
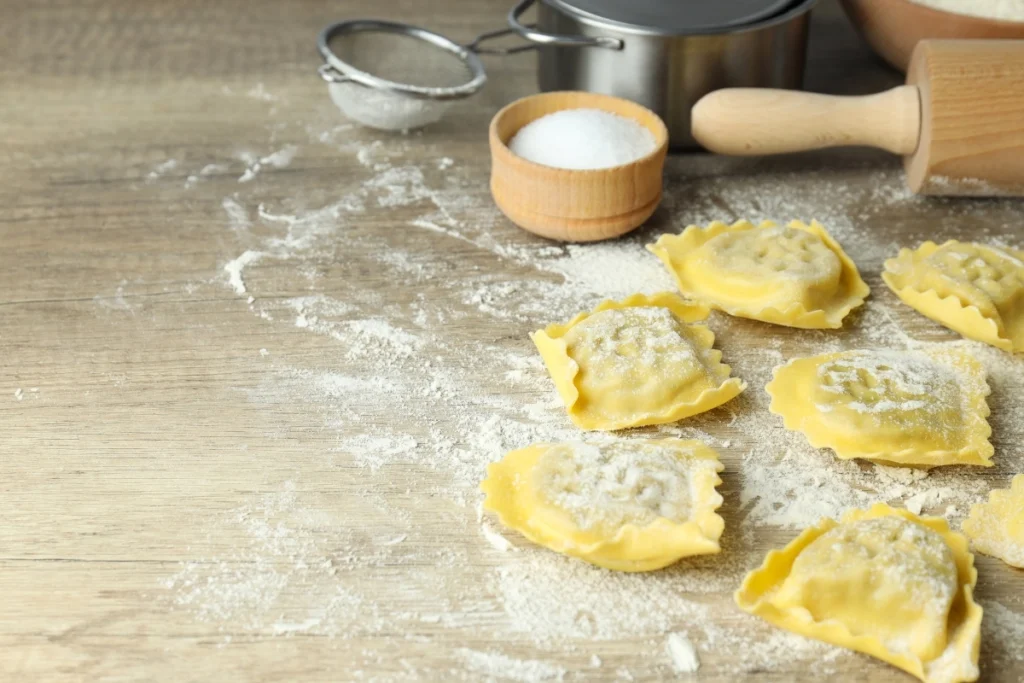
[3,1,1023,681]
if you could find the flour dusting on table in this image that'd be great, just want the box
[666,632,700,673]
[155,114,1024,677]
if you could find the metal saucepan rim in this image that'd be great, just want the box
[542,0,818,38]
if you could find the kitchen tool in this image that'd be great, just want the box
[317,0,816,143]
[691,40,1024,196]
[317,20,488,131]
[841,0,1024,71]
[532,0,815,146]
[490,91,668,242]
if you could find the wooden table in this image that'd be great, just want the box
[3,1,1023,681]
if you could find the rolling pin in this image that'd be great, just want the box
[691,39,1024,196]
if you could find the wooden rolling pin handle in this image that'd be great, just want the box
[692,85,922,157]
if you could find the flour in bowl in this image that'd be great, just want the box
[909,0,1024,20]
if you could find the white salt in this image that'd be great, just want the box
[508,108,656,170]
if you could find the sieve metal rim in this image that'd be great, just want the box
[317,20,487,101]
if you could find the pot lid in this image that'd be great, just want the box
[546,0,799,33]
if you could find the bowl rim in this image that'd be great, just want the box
[842,0,1024,30]
[489,90,670,176]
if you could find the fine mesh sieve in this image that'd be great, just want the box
[316,1,621,131]
[317,21,488,131]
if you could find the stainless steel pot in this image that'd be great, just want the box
[507,0,816,147]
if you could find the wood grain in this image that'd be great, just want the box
[1,1,1023,682]
[906,39,1024,195]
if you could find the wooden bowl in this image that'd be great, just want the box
[489,91,669,243]
[841,0,1024,71]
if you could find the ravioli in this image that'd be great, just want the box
[962,474,1024,569]
[766,347,993,468]
[481,439,724,571]
[883,240,1024,352]
[736,504,983,683]
[531,293,745,431]
[647,219,869,329]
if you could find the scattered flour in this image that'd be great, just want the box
[184,162,232,189]
[982,601,1024,662]
[162,483,353,630]
[145,158,178,182]
[481,521,515,553]
[456,649,566,682]
[93,282,137,313]
[906,489,941,515]
[224,250,263,295]
[236,146,297,183]
[222,197,251,234]
[247,83,279,102]
[546,244,675,299]
[666,632,700,673]
[167,121,1024,677]
[201,163,229,177]
[260,145,298,169]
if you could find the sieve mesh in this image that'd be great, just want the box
[317,20,487,130]
[327,30,477,90]
[327,82,451,132]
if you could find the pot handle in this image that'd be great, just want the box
[507,0,623,50]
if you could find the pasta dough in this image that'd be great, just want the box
[531,293,745,431]
[481,439,724,571]
[736,504,982,683]
[883,240,1024,352]
[647,219,869,329]
[767,347,993,468]
[962,474,1024,569]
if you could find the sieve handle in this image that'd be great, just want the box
[507,0,623,50]
[468,27,541,55]
[318,63,351,84]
